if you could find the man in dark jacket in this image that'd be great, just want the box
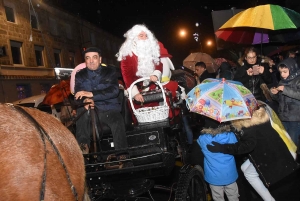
[194,61,215,84]
[74,47,128,154]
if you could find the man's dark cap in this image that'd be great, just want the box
[82,47,101,56]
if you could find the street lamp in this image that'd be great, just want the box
[206,40,212,46]
[179,29,187,38]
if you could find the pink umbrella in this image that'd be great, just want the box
[70,63,86,94]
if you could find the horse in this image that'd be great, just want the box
[0,103,90,201]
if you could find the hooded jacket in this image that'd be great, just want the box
[198,125,238,186]
[218,62,233,80]
[271,58,300,121]
[234,57,272,101]
[222,106,298,187]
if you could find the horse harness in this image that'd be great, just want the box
[13,105,79,201]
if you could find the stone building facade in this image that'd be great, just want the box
[0,0,122,102]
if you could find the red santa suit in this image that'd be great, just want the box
[117,24,163,124]
[120,53,162,94]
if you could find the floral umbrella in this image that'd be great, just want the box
[215,4,300,45]
[186,78,258,122]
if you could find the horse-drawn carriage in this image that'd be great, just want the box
[80,72,208,201]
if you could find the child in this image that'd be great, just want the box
[270,57,300,149]
[197,120,239,201]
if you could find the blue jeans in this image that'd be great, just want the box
[282,121,300,147]
[182,115,193,144]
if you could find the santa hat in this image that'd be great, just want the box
[158,41,172,58]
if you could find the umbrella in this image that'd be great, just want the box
[171,69,197,93]
[214,58,238,68]
[215,28,270,44]
[215,4,300,50]
[265,45,298,57]
[186,78,258,122]
[183,52,219,73]
[43,79,71,105]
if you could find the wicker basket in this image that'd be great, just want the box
[128,77,169,123]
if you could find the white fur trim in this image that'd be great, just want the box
[151,70,162,81]
[131,85,140,98]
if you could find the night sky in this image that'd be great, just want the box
[60,0,289,66]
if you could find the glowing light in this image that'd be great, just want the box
[207,40,212,46]
[179,30,186,37]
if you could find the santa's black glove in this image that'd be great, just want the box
[207,141,228,154]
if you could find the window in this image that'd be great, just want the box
[49,18,58,36]
[5,6,15,23]
[34,45,44,66]
[40,83,51,94]
[54,49,61,67]
[31,15,38,29]
[65,24,72,39]
[10,40,23,64]
[16,84,31,99]
[68,51,75,68]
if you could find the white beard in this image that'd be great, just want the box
[134,39,155,78]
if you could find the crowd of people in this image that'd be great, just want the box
[64,23,300,201]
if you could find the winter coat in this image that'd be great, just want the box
[198,126,238,186]
[226,105,298,187]
[234,58,272,101]
[74,64,121,112]
[271,58,300,121]
[198,70,215,83]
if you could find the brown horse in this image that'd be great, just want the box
[0,104,90,201]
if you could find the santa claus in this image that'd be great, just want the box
[117,24,163,103]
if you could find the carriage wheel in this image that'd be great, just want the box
[175,165,207,201]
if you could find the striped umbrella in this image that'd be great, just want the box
[216,4,300,45]
[220,4,300,30]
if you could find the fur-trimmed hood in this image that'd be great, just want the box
[201,106,270,134]
[201,125,231,135]
[231,106,269,131]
